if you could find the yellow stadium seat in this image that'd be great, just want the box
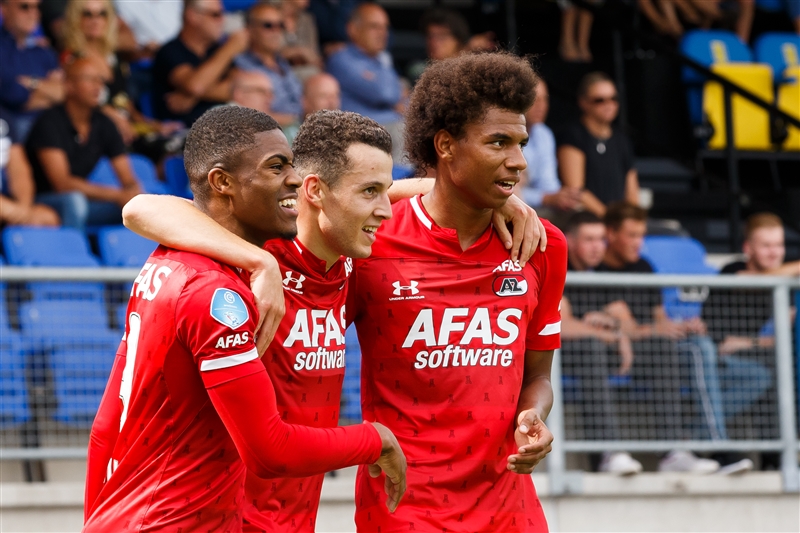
[777,66,800,150]
[703,63,774,150]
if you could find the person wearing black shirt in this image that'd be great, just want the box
[556,72,640,218]
[26,58,141,231]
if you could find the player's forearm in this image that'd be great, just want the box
[388,177,433,204]
[122,194,271,272]
[517,376,554,422]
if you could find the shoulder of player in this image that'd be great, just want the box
[538,220,568,260]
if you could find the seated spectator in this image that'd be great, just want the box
[559,0,601,62]
[279,0,322,70]
[561,212,642,475]
[326,2,402,126]
[557,72,640,218]
[283,72,340,144]
[720,212,800,278]
[308,0,360,56]
[113,0,182,59]
[520,79,582,226]
[229,69,273,113]
[0,106,59,226]
[0,0,64,140]
[152,0,248,126]
[235,1,303,126]
[637,0,754,42]
[25,58,142,231]
[61,0,183,151]
[598,202,768,474]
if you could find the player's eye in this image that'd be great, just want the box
[364,187,376,195]
[490,140,503,147]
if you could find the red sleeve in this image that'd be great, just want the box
[176,270,382,478]
[84,342,125,521]
[526,222,568,351]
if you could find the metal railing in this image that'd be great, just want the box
[1,268,798,493]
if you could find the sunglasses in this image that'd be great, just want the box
[590,95,619,105]
[15,2,40,12]
[81,9,108,19]
[255,20,285,30]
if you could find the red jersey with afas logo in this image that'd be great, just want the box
[243,238,351,533]
[348,195,567,533]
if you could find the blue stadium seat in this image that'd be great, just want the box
[641,236,717,322]
[754,32,800,83]
[164,156,192,198]
[19,299,120,349]
[342,324,362,421]
[680,30,753,125]
[223,0,256,11]
[115,301,129,332]
[50,345,116,427]
[98,226,157,267]
[0,292,30,427]
[89,156,170,195]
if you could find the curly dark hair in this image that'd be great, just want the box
[184,106,281,204]
[292,110,392,189]
[404,51,538,172]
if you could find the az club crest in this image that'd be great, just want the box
[492,275,528,297]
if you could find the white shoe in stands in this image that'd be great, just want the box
[658,450,720,474]
[599,451,644,475]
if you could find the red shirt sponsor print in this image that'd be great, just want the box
[348,196,567,533]
[243,238,351,533]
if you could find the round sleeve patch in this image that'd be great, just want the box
[209,288,250,330]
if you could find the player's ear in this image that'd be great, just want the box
[433,129,455,162]
[302,174,325,208]
[207,168,235,197]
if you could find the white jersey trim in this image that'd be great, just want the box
[200,347,259,371]
[538,321,561,336]
[409,195,432,230]
[293,240,303,254]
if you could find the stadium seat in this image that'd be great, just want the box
[342,325,362,421]
[98,226,157,267]
[702,63,774,150]
[753,32,800,83]
[50,345,116,426]
[19,299,120,349]
[89,156,170,195]
[0,292,30,427]
[115,301,128,332]
[680,30,752,125]
[164,156,192,198]
[777,66,800,150]
[222,0,256,11]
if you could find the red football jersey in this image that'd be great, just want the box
[84,247,266,532]
[349,196,567,533]
[243,238,351,533]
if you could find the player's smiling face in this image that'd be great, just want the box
[318,143,393,259]
[232,129,301,242]
[448,106,528,210]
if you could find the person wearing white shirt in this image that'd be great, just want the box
[114,0,182,54]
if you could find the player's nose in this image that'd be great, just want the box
[374,190,393,220]
[506,144,527,172]
[285,166,303,189]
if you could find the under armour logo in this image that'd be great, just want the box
[283,271,306,290]
[392,280,419,295]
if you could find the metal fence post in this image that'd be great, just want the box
[548,348,567,496]
[774,284,799,492]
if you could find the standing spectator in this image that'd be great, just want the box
[25,58,141,231]
[559,0,601,62]
[152,0,249,126]
[113,0,182,58]
[280,0,322,70]
[557,72,640,218]
[229,69,273,113]
[561,212,642,475]
[235,1,303,126]
[0,106,59,226]
[520,79,582,225]
[0,0,64,140]
[326,2,401,126]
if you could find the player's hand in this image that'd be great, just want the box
[249,253,286,355]
[507,410,553,475]
[368,422,407,513]
[491,195,547,266]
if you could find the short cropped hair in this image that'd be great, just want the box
[577,71,614,99]
[292,110,392,189]
[604,201,647,231]
[744,212,783,241]
[564,210,603,235]
[420,8,470,45]
[405,51,537,172]
[184,106,281,203]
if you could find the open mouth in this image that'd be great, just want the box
[362,225,378,240]
[496,179,517,194]
[278,197,298,215]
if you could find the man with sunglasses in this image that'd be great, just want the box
[0,0,64,140]
[234,1,303,128]
[152,0,248,126]
[556,72,641,218]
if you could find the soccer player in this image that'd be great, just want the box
[82,106,407,533]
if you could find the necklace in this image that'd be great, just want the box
[596,141,606,154]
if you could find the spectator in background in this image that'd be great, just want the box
[235,2,303,126]
[561,211,642,475]
[327,3,401,126]
[557,72,640,218]
[519,79,582,226]
[308,0,360,56]
[229,69,273,113]
[25,58,141,231]
[282,71,340,144]
[558,0,601,62]
[0,106,59,226]
[0,0,64,141]
[279,0,322,70]
[720,212,800,278]
[152,0,248,126]
[113,0,182,58]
